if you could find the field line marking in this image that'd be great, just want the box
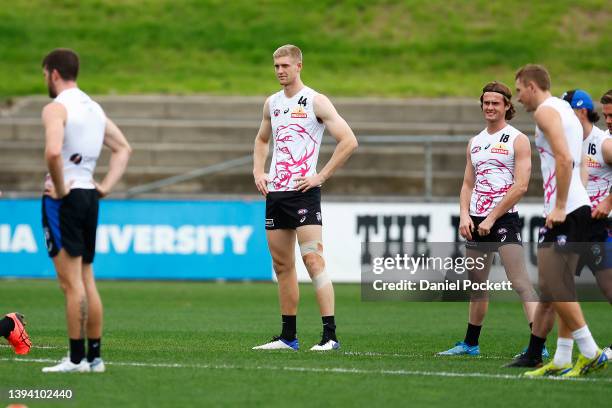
[1,357,610,383]
[0,346,511,360]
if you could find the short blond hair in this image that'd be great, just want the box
[273,44,302,62]
[515,64,551,91]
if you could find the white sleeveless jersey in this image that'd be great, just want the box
[49,88,106,189]
[268,86,325,192]
[469,124,521,216]
[583,125,612,209]
[534,97,590,216]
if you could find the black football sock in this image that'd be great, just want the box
[280,315,297,341]
[0,317,15,338]
[69,338,85,364]
[526,334,546,360]
[464,323,482,347]
[87,338,101,362]
[322,316,337,341]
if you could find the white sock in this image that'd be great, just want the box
[572,325,598,359]
[553,337,573,366]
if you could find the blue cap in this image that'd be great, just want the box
[561,89,594,111]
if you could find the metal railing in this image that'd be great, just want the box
[125,135,473,200]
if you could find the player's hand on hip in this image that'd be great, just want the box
[254,172,269,196]
[459,214,474,241]
[94,181,110,198]
[477,217,494,236]
[294,174,323,192]
[44,176,72,199]
[545,207,566,229]
[592,201,611,219]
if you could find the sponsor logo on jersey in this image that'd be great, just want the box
[284,108,289,114]
[586,156,602,168]
[484,144,490,150]
[70,153,83,164]
[291,106,308,118]
[471,146,481,154]
[491,143,509,155]
[273,109,280,117]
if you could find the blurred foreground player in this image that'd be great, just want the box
[507,65,607,377]
[438,81,540,357]
[40,49,131,372]
[252,45,358,351]
[562,89,612,301]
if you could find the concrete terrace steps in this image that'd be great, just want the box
[3,94,535,128]
[0,95,543,196]
[0,116,536,144]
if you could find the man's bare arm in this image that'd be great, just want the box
[42,102,68,198]
[95,118,132,197]
[294,94,358,192]
[253,97,272,196]
[536,106,572,227]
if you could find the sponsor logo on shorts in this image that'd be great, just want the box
[591,244,601,256]
[538,227,547,243]
[500,235,506,242]
[497,228,507,235]
[291,106,308,118]
[556,234,567,246]
[43,227,53,252]
[491,143,509,155]
[316,212,321,222]
[265,219,274,227]
[297,208,308,215]
[299,216,306,223]
[273,109,280,117]
[516,232,521,241]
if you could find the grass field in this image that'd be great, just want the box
[0,279,610,407]
[1,0,609,98]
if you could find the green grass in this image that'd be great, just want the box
[0,280,610,407]
[0,0,609,99]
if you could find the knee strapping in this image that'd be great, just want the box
[300,240,323,257]
[312,270,331,290]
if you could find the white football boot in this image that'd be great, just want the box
[42,356,90,373]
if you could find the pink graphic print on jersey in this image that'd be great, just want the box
[537,147,557,205]
[588,174,611,207]
[273,123,319,190]
[474,158,513,214]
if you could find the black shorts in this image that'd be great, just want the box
[538,205,591,251]
[466,212,522,251]
[265,187,322,230]
[576,217,612,275]
[42,189,99,263]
